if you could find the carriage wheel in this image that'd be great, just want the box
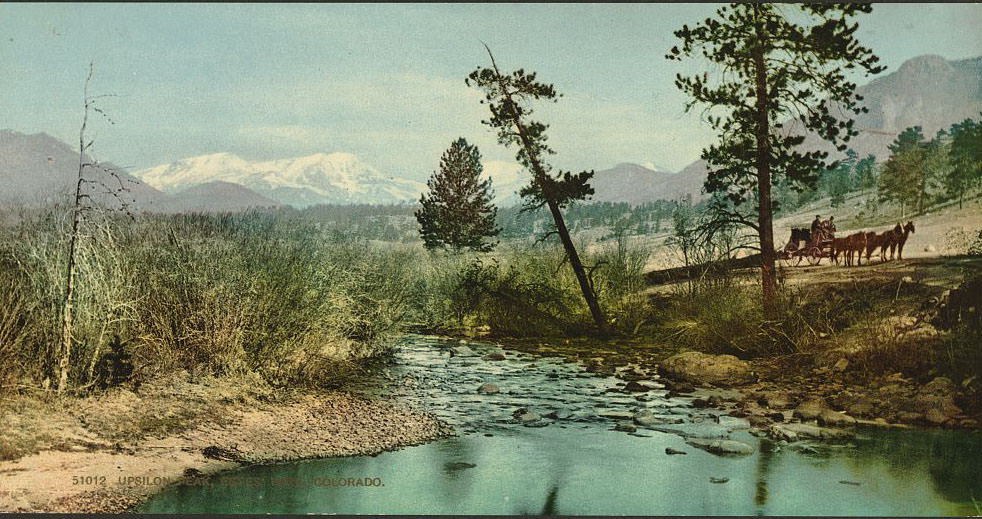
[806,248,822,266]
[790,253,803,267]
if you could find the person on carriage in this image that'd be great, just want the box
[811,215,822,236]
[811,215,826,243]
[824,216,836,237]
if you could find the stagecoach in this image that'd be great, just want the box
[778,226,834,266]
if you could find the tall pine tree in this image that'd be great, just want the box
[947,116,982,209]
[667,3,884,312]
[416,138,500,252]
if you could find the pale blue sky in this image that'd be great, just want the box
[1,3,980,180]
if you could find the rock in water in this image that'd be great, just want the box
[665,447,687,455]
[686,439,755,456]
[624,381,651,392]
[769,423,855,441]
[633,410,660,426]
[793,397,827,421]
[658,352,755,387]
[710,477,729,484]
[614,422,638,433]
[483,352,506,361]
[817,409,857,427]
[476,383,500,394]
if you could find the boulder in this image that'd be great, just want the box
[758,391,792,409]
[902,377,962,424]
[817,409,857,427]
[793,397,827,421]
[451,345,475,356]
[846,398,874,418]
[483,352,506,361]
[633,410,660,427]
[624,381,652,393]
[614,421,637,433]
[476,383,500,394]
[687,438,755,456]
[769,423,854,441]
[665,447,687,455]
[924,408,948,425]
[658,352,756,387]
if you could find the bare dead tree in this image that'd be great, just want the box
[57,62,134,394]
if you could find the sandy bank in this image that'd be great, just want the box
[0,389,452,513]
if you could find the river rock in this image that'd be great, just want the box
[483,352,506,361]
[793,397,827,421]
[686,438,755,456]
[516,411,540,423]
[758,391,792,409]
[451,345,475,356]
[710,477,730,484]
[846,398,874,418]
[817,409,857,427]
[924,408,948,425]
[633,410,659,426]
[477,383,500,394]
[908,377,962,420]
[624,381,652,392]
[769,423,854,442]
[659,352,756,387]
[614,421,638,433]
[665,447,687,455]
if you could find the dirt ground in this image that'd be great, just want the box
[0,373,451,513]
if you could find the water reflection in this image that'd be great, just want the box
[140,336,982,516]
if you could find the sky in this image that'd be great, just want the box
[1,3,980,182]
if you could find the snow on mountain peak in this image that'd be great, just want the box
[134,152,424,207]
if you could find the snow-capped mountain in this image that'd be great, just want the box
[134,152,427,207]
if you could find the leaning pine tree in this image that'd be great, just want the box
[667,3,885,313]
[416,137,501,252]
[467,44,609,336]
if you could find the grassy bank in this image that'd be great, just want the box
[0,209,431,395]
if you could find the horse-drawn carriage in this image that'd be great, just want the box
[778,226,834,266]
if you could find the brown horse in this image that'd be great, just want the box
[831,236,850,265]
[846,231,867,266]
[831,232,867,266]
[893,221,915,260]
[864,231,891,263]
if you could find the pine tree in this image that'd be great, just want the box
[667,4,884,312]
[466,45,609,336]
[947,115,982,209]
[415,138,500,252]
[879,126,935,216]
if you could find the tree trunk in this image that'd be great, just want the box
[483,48,609,337]
[59,167,83,394]
[58,64,93,394]
[752,6,777,314]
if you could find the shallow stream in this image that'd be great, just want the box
[141,335,982,515]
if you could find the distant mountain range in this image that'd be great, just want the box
[0,130,278,213]
[134,152,426,207]
[3,54,979,211]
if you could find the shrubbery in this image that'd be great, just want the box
[0,210,419,391]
